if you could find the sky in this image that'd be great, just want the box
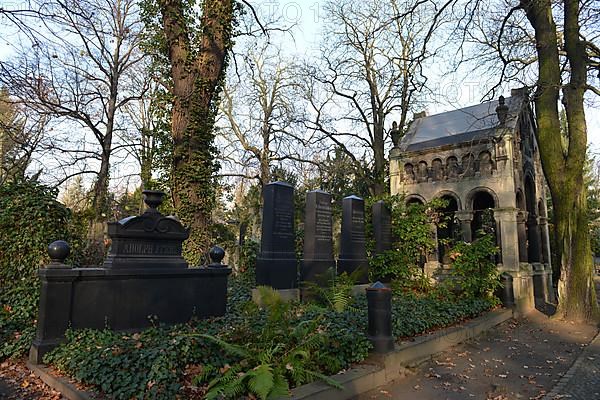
[249,0,600,151]
[1,0,599,189]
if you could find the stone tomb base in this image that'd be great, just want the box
[29,266,230,364]
[300,259,336,283]
[337,258,369,284]
[251,288,300,305]
[256,257,298,289]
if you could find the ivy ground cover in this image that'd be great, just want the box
[42,274,498,400]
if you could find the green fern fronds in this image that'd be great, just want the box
[256,285,283,308]
[248,364,275,399]
[197,334,249,358]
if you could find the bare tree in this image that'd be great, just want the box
[0,88,46,184]
[303,0,440,196]
[0,0,148,220]
[218,43,309,187]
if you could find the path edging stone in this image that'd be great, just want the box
[287,308,514,400]
[26,362,92,400]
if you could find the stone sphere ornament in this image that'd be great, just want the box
[208,246,226,267]
[47,240,70,265]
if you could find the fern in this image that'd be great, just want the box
[196,334,249,358]
[302,269,359,312]
[248,364,275,399]
[193,314,342,399]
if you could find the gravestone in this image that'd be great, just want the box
[256,181,298,289]
[372,200,392,255]
[29,190,231,364]
[301,190,335,283]
[103,190,188,269]
[338,195,368,283]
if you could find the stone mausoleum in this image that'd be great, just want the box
[389,88,553,310]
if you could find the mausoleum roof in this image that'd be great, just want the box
[399,95,525,152]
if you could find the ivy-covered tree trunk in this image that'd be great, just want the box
[522,0,598,321]
[158,0,234,263]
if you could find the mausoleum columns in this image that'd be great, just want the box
[493,207,535,311]
[454,210,474,242]
[539,216,551,266]
[517,211,528,262]
[492,208,520,272]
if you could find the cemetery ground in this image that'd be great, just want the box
[357,276,600,400]
[0,278,598,399]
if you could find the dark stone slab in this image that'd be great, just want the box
[372,201,392,255]
[338,195,368,283]
[29,266,230,364]
[256,182,298,289]
[301,190,335,283]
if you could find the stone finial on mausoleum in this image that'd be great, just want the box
[496,96,509,125]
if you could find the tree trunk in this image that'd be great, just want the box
[159,0,234,264]
[554,187,598,319]
[522,0,599,321]
[92,139,112,222]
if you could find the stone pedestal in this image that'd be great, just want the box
[501,263,535,314]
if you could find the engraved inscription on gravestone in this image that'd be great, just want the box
[338,195,368,283]
[351,209,366,243]
[256,181,298,289]
[373,200,392,255]
[119,240,181,256]
[315,201,332,242]
[302,190,335,283]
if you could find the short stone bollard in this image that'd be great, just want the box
[496,272,515,307]
[366,281,394,353]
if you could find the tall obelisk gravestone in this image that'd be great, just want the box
[338,195,368,284]
[372,200,392,255]
[256,182,298,289]
[301,190,335,283]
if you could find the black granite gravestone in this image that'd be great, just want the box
[338,195,368,283]
[373,200,392,255]
[256,182,298,289]
[301,190,335,283]
[29,191,231,364]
